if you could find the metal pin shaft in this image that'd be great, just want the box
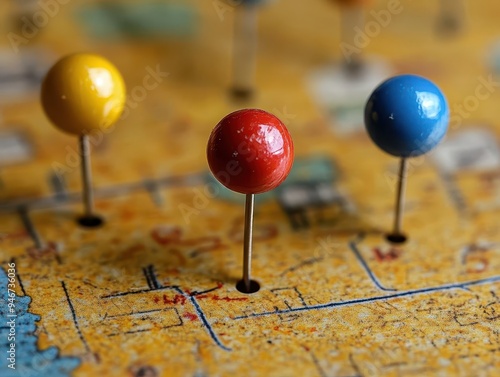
[392,158,408,236]
[340,6,365,74]
[79,135,94,217]
[232,4,258,95]
[242,193,255,293]
[439,0,465,29]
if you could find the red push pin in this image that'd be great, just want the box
[207,109,294,293]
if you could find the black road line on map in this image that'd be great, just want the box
[101,286,177,299]
[49,172,68,201]
[61,281,90,352]
[143,266,154,290]
[0,72,37,84]
[100,269,231,351]
[147,265,160,289]
[126,329,150,335]
[106,307,184,330]
[271,287,308,308]
[349,240,397,292]
[234,275,500,320]
[107,308,168,318]
[295,287,307,307]
[439,172,467,213]
[101,283,224,299]
[279,257,324,277]
[190,284,223,296]
[109,328,150,336]
[16,270,27,296]
[309,350,328,377]
[143,179,164,207]
[453,312,479,327]
[348,353,363,377]
[18,206,44,250]
[10,257,27,296]
[0,172,206,213]
[107,312,184,337]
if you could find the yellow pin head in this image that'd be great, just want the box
[41,53,126,135]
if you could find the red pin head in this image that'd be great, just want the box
[207,109,294,194]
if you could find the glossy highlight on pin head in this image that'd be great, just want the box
[364,74,450,158]
[207,109,294,194]
[41,53,126,135]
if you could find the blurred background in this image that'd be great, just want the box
[0,0,499,199]
[1,3,500,376]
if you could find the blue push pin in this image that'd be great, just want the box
[365,74,449,242]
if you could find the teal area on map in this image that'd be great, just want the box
[205,155,339,203]
[77,2,197,39]
[0,267,80,377]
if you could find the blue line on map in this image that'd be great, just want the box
[349,241,397,292]
[101,271,231,351]
[187,294,232,352]
[168,286,231,352]
[233,275,500,320]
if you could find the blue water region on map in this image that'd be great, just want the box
[0,267,80,376]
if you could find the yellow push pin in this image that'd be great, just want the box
[41,53,126,227]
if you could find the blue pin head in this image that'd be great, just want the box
[364,74,449,158]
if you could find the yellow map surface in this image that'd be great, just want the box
[0,1,499,376]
